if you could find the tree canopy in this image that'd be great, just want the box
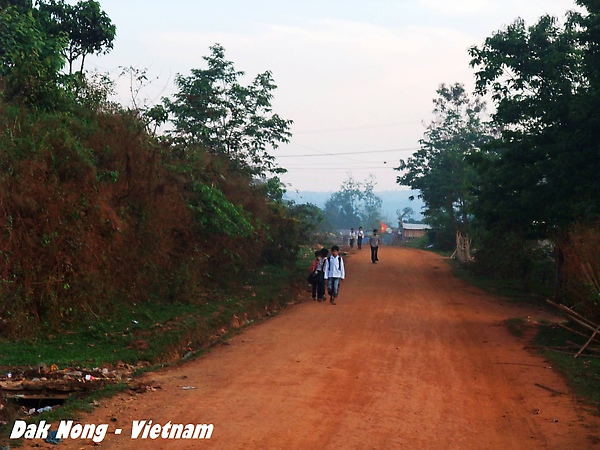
[38,0,116,74]
[0,3,309,335]
[0,0,115,107]
[324,175,383,230]
[164,44,293,178]
[468,2,600,239]
[395,83,493,249]
[0,4,65,106]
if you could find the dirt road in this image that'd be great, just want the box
[23,248,600,449]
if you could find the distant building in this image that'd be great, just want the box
[400,223,432,242]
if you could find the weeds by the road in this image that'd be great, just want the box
[504,317,528,338]
[447,257,600,414]
[448,259,550,305]
[0,257,308,367]
[533,324,600,413]
[0,252,312,442]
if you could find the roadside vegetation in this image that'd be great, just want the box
[2,0,600,441]
[396,0,600,321]
[393,0,600,415]
[449,256,600,414]
[0,0,325,437]
[0,1,323,340]
[533,324,600,413]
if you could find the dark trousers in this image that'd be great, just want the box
[357,237,362,249]
[317,272,326,299]
[371,245,379,262]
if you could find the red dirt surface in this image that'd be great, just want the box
[18,248,600,449]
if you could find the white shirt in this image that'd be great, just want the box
[324,255,345,279]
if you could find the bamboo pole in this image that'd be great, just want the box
[546,299,600,353]
[557,323,600,345]
[547,299,598,329]
[575,323,600,358]
[563,313,600,335]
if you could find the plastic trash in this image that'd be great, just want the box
[45,430,62,445]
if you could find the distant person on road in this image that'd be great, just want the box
[357,226,364,249]
[370,229,381,263]
[316,248,329,302]
[324,245,345,305]
[349,228,357,249]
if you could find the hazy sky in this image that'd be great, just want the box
[87,0,580,192]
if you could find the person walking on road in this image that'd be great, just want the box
[316,248,329,302]
[324,245,345,305]
[370,229,381,263]
[349,228,357,249]
[308,250,321,300]
[357,226,364,249]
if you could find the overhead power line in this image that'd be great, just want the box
[277,147,419,158]
[294,121,421,134]
[282,167,395,171]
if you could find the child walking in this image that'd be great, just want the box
[357,227,364,249]
[324,245,345,305]
[316,248,329,302]
[309,250,321,300]
[349,228,357,249]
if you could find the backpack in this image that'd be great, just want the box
[329,255,342,271]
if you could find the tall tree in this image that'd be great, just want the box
[361,175,383,229]
[323,175,383,229]
[38,0,116,74]
[164,44,293,177]
[395,83,493,249]
[324,176,363,228]
[397,207,415,225]
[468,5,600,239]
[0,5,65,106]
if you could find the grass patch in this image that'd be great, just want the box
[0,261,304,368]
[504,317,528,337]
[533,323,600,413]
[403,235,431,250]
[0,301,207,367]
[0,259,306,445]
[447,259,548,306]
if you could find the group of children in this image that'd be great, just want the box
[307,228,381,304]
[308,245,345,305]
[348,227,364,249]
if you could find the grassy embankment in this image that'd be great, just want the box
[0,248,313,441]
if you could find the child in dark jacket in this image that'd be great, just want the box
[309,250,321,300]
[316,248,329,302]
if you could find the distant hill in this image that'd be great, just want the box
[284,190,425,223]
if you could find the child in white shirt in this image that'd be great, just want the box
[324,245,345,305]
